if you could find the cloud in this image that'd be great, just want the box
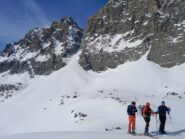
[21,0,49,27]
[0,0,50,44]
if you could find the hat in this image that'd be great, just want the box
[132,101,136,105]
[161,101,165,105]
[146,102,150,107]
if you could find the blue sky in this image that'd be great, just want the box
[0,0,108,51]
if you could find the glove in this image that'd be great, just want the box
[167,107,171,114]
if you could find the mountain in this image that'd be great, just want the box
[79,0,185,71]
[0,50,185,137]
[0,0,185,138]
[0,17,83,101]
[0,17,83,76]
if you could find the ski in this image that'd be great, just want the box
[127,132,159,139]
[136,133,160,139]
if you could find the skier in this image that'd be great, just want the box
[127,101,137,134]
[157,101,171,134]
[142,102,157,135]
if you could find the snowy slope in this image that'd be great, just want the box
[0,132,134,139]
[0,131,185,139]
[0,52,185,138]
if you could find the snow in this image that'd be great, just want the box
[32,28,43,38]
[167,36,183,44]
[0,72,29,85]
[109,0,126,8]
[0,52,185,138]
[0,56,8,63]
[143,21,148,26]
[0,47,39,62]
[0,43,44,63]
[145,13,152,18]
[53,39,65,56]
[67,25,81,50]
[135,20,139,24]
[175,20,185,29]
[182,20,185,27]
[42,42,51,49]
[67,26,77,47]
[0,132,159,139]
[20,51,39,62]
[1,131,185,139]
[13,44,20,50]
[88,34,143,53]
[35,54,50,62]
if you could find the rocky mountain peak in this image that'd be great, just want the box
[1,43,15,57]
[50,16,78,29]
[108,0,126,6]
[0,17,83,76]
[79,0,185,71]
[61,16,78,26]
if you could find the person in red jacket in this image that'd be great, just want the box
[143,102,157,135]
[127,101,137,134]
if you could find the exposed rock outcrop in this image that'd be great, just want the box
[79,0,185,71]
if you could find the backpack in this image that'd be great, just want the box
[138,105,145,116]
[127,105,132,115]
[143,106,152,117]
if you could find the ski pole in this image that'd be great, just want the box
[155,114,158,131]
[155,116,157,131]
[168,113,171,119]
[168,113,175,131]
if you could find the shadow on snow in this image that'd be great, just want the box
[151,129,185,136]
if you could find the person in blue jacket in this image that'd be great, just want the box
[157,101,171,134]
[127,101,137,134]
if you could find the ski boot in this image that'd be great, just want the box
[160,131,167,135]
[132,130,136,135]
[144,131,150,136]
[128,130,132,134]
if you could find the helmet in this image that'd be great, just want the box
[132,101,136,105]
[146,102,150,107]
[161,101,165,105]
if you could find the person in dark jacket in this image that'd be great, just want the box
[127,101,137,134]
[157,101,171,134]
[142,102,156,135]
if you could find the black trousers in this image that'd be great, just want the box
[159,116,166,132]
[144,117,150,133]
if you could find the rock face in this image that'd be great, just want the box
[0,83,24,101]
[79,0,185,71]
[0,17,83,76]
